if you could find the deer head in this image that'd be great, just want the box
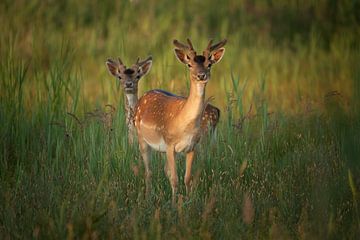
[173,39,226,83]
[106,56,152,94]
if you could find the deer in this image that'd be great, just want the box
[134,39,226,203]
[106,56,220,144]
[106,56,153,144]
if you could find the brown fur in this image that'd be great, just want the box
[134,39,226,203]
[106,56,152,144]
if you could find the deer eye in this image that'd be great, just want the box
[136,75,141,79]
[208,63,212,68]
[187,64,192,68]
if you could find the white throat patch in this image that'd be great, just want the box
[126,94,138,110]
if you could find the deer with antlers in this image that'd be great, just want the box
[134,39,226,203]
[106,55,220,144]
[106,56,153,144]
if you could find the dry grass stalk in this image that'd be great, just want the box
[239,159,248,177]
[242,192,254,225]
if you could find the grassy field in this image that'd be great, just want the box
[1,0,360,239]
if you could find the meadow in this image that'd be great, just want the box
[1,0,360,239]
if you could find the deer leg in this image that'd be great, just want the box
[139,138,152,197]
[184,150,195,196]
[166,146,178,205]
[164,160,171,179]
[128,126,134,145]
[127,118,136,145]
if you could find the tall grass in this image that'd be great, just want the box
[1,0,360,239]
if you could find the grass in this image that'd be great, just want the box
[1,0,360,239]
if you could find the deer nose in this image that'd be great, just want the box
[125,82,134,88]
[197,73,207,80]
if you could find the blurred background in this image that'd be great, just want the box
[1,0,359,114]
[1,1,360,238]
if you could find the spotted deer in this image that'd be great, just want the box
[106,56,153,144]
[134,39,226,203]
[106,56,219,144]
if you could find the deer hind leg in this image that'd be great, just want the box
[166,146,178,205]
[184,150,195,196]
[139,137,152,197]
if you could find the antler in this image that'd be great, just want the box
[107,57,126,71]
[186,38,195,51]
[203,39,227,59]
[173,39,197,58]
[135,56,152,66]
[117,57,126,70]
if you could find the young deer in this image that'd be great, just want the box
[134,39,226,202]
[106,56,153,144]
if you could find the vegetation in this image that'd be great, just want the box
[1,0,359,238]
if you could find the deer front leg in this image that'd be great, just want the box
[139,138,152,198]
[166,146,178,205]
[164,160,171,179]
[184,150,195,196]
[128,125,135,145]
[127,115,136,145]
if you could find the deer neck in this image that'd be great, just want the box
[125,93,138,123]
[125,93,138,110]
[178,77,206,126]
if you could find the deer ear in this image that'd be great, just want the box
[139,57,152,77]
[174,49,189,64]
[210,48,225,64]
[106,59,121,77]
